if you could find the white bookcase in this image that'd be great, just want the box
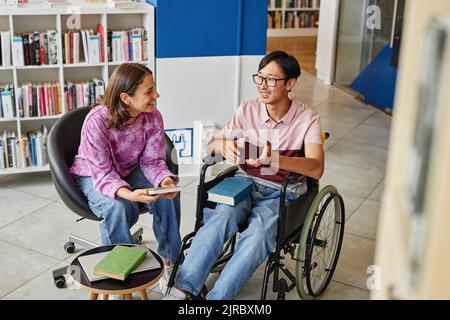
[267,0,320,37]
[0,2,155,175]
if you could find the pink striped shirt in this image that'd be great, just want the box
[220,99,322,184]
[70,105,178,199]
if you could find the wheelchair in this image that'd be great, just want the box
[167,133,345,300]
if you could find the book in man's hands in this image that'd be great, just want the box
[207,178,253,206]
[77,245,161,283]
[93,245,146,281]
[146,186,181,195]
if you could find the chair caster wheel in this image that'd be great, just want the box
[54,276,66,288]
[64,242,75,254]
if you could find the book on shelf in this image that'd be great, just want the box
[0,85,15,119]
[1,31,11,67]
[107,0,137,9]
[45,0,72,7]
[77,245,160,283]
[88,33,101,64]
[285,0,321,9]
[207,178,253,206]
[93,245,147,281]
[0,0,28,7]
[96,24,105,63]
[268,0,282,9]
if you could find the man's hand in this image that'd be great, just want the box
[159,176,178,199]
[218,139,243,164]
[246,140,272,168]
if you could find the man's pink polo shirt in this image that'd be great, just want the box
[220,98,322,185]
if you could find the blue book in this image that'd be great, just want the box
[207,178,253,206]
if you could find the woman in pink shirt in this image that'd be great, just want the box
[70,63,181,288]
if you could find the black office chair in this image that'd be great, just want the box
[49,106,178,288]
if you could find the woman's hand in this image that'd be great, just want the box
[159,176,178,199]
[116,187,161,204]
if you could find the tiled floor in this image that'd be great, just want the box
[0,71,390,300]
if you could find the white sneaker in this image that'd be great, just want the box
[158,264,173,294]
[162,287,187,300]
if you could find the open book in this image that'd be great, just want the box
[77,245,161,283]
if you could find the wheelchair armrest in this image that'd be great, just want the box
[281,172,305,193]
[200,153,238,184]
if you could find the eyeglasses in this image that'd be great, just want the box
[252,74,287,87]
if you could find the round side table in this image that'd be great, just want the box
[69,244,163,300]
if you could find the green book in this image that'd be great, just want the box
[93,245,147,281]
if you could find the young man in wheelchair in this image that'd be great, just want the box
[165,51,324,300]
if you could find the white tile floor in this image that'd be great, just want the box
[0,71,390,300]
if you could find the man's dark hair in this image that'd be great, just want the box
[258,51,301,80]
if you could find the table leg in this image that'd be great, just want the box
[103,294,109,300]
[123,293,132,300]
[139,290,148,300]
[90,293,98,300]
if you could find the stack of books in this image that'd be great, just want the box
[77,245,160,282]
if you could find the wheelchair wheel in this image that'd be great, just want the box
[295,185,345,299]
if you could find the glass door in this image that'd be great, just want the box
[333,0,405,111]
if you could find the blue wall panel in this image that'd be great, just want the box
[147,0,267,58]
[241,0,268,56]
[350,45,398,111]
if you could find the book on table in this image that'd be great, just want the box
[92,245,147,281]
[207,178,253,206]
[78,245,161,283]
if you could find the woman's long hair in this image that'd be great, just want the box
[98,63,153,130]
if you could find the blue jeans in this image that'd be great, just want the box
[75,166,181,264]
[175,176,296,300]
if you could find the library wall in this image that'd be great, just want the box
[149,0,267,129]
[146,0,267,175]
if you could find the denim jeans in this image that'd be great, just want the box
[175,176,296,300]
[75,166,181,264]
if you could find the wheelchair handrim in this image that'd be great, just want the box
[295,185,345,300]
[306,192,345,297]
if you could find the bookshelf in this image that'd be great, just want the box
[0,2,155,175]
[267,0,320,37]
